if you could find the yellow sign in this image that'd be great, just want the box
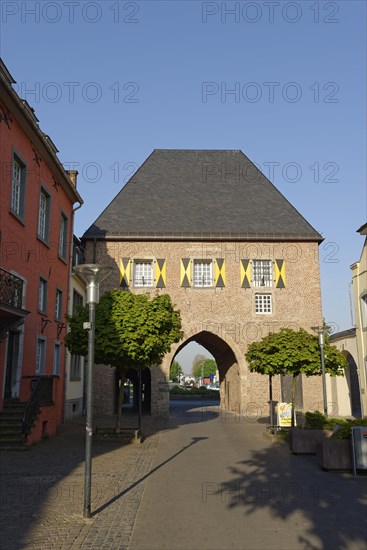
[277,402,296,427]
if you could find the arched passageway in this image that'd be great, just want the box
[114,367,151,414]
[344,351,362,417]
[169,330,243,413]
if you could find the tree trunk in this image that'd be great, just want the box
[291,374,297,428]
[115,370,126,434]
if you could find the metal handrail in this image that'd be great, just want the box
[22,377,54,435]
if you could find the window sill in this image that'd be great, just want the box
[70,377,82,382]
[9,209,26,226]
[58,255,68,265]
[37,236,50,248]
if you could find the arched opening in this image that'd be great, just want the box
[170,330,242,413]
[114,367,151,415]
[343,351,362,418]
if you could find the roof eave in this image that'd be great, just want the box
[0,64,83,206]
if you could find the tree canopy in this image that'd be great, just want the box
[245,328,347,425]
[245,328,347,378]
[192,357,217,378]
[65,289,183,432]
[170,360,183,381]
[65,289,183,370]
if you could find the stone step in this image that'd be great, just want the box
[0,444,28,451]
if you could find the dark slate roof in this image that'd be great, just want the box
[82,150,323,241]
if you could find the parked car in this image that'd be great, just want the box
[208,383,220,391]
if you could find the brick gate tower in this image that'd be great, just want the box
[82,150,324,417]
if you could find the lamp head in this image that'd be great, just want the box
[311,325,330,346]
[73,264,113,304]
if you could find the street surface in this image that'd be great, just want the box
[0,400,366,549]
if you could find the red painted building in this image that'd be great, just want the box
[0,59,83,446]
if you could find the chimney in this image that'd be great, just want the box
[67,170,78,188]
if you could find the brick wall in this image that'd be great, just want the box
[85,239,324,417]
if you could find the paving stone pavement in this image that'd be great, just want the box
[0,412,162,550]
[1,402,367,550]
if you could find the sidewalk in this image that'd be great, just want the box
[0,401,366,550]
[0,411,163,550]
[129,401,367,550]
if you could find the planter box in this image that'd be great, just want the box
[316,439,353,470]
[289,429,332,454]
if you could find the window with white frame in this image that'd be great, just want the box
[35,336,46,374]
[255,293,272,314]
[252,260,272,287]
[38,188,50,242]
[70,355,81,380]
[55,289,63,320]
[11,156,26,218]
[59,213,68,259]
[193,260,213,287]
[133,260,153,287]
[38,277,48,313]
[53,342,61,375]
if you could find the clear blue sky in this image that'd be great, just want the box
[1,1,366,370]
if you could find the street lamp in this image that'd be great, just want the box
[312,325,330,417]
[73,263,113,518]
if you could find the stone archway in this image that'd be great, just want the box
[150,326,248,417]
[343,351,362,418]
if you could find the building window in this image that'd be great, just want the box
[38,187,50,242]
[38,277,48,313]
[59,213,68,259]
[193,260,213,287]
[72,289,84,315]
[252,260,272,287]
[35,336,46,374]
[53,342,61,375]
[11,156,26,218]
[361,294,367,328]
[55,289,63,320]
[133,261,153,287]
[70,355,81,380]
[255,293,272,314]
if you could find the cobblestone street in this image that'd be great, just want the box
[0,413,161,550]
[1,402,366,550]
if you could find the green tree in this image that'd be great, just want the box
[192,357,217,378]
[191,354,207,377]
[170,360,183,382]
[65,289,182,432]
[245,328,347,426]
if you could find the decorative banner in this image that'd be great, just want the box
[275,259,286,288]
[240,259,251,288]
[214,258,226,287]
[119,258,131,288]
[180,258,191,287]
[156,259,166,288]
[277,402,296,427]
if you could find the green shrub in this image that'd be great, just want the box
[170,386,190,395]
[304,411,327,429]
[331,418,367,440]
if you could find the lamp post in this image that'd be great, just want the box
[312,325,330,417]
[73,263,113,518]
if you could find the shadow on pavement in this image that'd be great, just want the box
[215,437,367,549]
[0,399,219,549]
